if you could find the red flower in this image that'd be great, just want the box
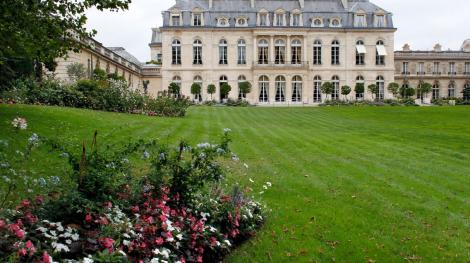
[0,220,5,229]
[25,240,36,255]
[131,206,140,213]
[179,257,186,263]
[21,199,30,207]
[196,255,203,263]
[210,237,217,247]
[99,237,115,253]
[18,248,27,257]
[42,251,51,263]
[98,216,109,226]
[85,214,92,223]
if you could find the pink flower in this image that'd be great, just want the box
[131,206,140,213]
[16,229,26,239]
[18,248,27,257]
[99,237,115,252]
[0,220,5,229]
[21,199,30,207]
[25,240,36,255]
[42,251,51,263]
[85,214,92,223]
[155,237,164,245]
[104,201,112,209]
[98,216,109,225]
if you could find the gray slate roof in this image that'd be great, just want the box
[107,47,142,66]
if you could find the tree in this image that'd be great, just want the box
[400,86,415,99]
[238,81,252,100]
[66,63,86,82]
[168,82,181,97]
[191,83,202,102]
[93,68,108,81]
[220,83,232,101]
[387,82,400,98]
[321,82,333,101]
[207,84,216,101]
[341,85,351,101]
[368,84,378,101]
[418,82,432,103]
[354,83,365,101]
[463,84,470,101]
[0,0,131,85]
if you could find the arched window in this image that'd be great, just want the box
[275,76,286,102]
[331,40,340,65]
[193,75,203,101]
[376,76,385,100]
[356,40,366,65]
[376,40,386,65]
[330,18,341,27]
[432,82,440,99]
[291,39,302,65]
[193,40,202,65]
[448,82,455,98]
[312,18,323,27]
[332,75,340,100]
[292,76,302,102]
[172,40,181,65]
[313,76,322,102]
[172,76,182,87]
[219,39,228,65]
[313,40,322,65]
[259,76,269,102]
[238,75,247,99]
[275,39,286,64]
[356,75,365,100]
[237,39,246,65]
[258,39,269,64]
[219,75,228,100]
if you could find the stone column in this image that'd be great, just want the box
[253,36,257,65]
[286,35,291,64]
[270,35,275,64]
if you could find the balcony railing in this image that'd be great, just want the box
[432,72,441,75]
[448,72,457,75]
[401,71,410,75]
[253,61,309,69]
[417,72,426,76]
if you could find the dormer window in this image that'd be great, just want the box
[193,13,202,26]
[312,18,323,27]
[291,11,302,26]
[274,11,286,26]
[236,17,248,27]
[355,14,367,27]
[375,14,385,27]
[330,18,341,27]
[258,12,269,26]
[217,17,229,27]
[171,14,181,26]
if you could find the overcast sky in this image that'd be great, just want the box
[85,0,470,62]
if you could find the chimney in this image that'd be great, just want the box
[251,0,255,8]
[341,0,348,9]
[298,0,304,9]
[209,0,213,8]
[433,43,442,52]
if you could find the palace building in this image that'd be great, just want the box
[53,0,470,104]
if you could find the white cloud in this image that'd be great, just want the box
[85,0,470,61]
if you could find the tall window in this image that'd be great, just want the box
[259,76,269,102]
[332,76,340,100]
[237,39,246,65]
[402,62,409,74]
[219,39,228,65]
[275,39,286,64]
[194,75,203,101]
[449,62,456,75]
[172,40,181,65]
[259,13,268,26]
[291,76,302,102]
[291,39,302,64]
[432,83,440,99]
[313,40,322,65]
[219,75,228,100]
[275,76,286,102]
[193,40,202,65]
[275,13,284,26]
[433,62,440,75]
[376,40,386,65]
[171,15,181,26]
[258,39,269,64]
[356,40,366,65]
[376,76,385,100]
[313,76,322,102]
[448,83,455,98]
[465,62,470,74]
[418,62,425,75]
[331,40,340,65]
[172,76,182,94]
[375,15,385,27]
[356,76,364,100]
[355,14,366,27]
[193,13,202,26]
[238,75,246,100]
[292,13,301,26]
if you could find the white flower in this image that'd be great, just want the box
[200,212,210,218]
[123,240,130,246]
[208,226,217,233]
[11,117,28,130]
[223,240,232,247]
[143,151,150,159]
[150,259,159,263]
[71,233,79,241]
[118,250,126,257]
[223,128,232,133]
[231,154,239,161]
[243,163,249,169]
[65,239,72,245]
[37,227,47,233]
[28,133,40,145]
[263,185,268,190]
[266,182,272,187]
[82,257,94,263]
[259,191,264,195]
[249,178,254,183]
[197,142,211,149]
[52,242,70,253]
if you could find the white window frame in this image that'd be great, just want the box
[259,75,269,102]
[376,76,385,100]
[291,76,303,102]
[313,40,322,65]
[332,75,340,100]
[192,13,203,26]
[193,39,203,65]
[217,17,230,27]
[376,40,386,65]
[354,13,367,27]
[356,40,366,65]
[238,75,247,99]
[330,18,342,28]
[171,39,181,65]
[274,11,286,27]
[375,14,386,27]
[312,18,324,27]
[275,76,286,102]
[170,12,182,26]
[313,76,322,102]
[237,39,246,65]
[219,39,228,65]
[331,40,340,65]
[258,39,269,64]
[236,17,248,27]
[258,11,269,26]
[291,12,302,27]
[274,39,286,65]
[291,39,302,65]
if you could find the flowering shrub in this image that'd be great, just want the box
[11,117,28,131]
[0,129,267,262]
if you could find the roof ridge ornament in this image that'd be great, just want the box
[341,0,348,9]
[299,0,304,9]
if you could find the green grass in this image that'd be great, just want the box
[1,104,469,262]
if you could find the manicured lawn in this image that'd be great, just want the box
[1,104,469,262]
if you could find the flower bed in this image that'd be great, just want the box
[0,126,267,262]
